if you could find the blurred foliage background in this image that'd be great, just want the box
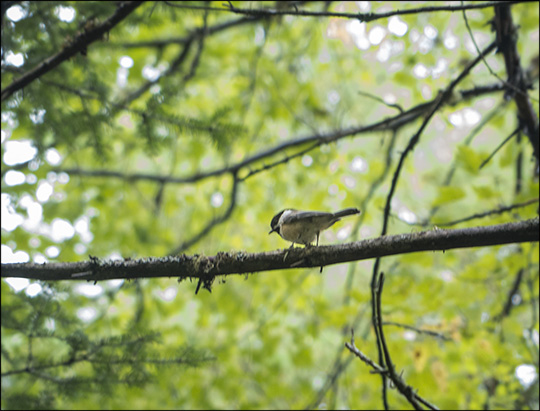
[1,1,539,409]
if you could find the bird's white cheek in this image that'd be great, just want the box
[279,209,294,225]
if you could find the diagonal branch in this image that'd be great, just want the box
[382,41,497,235]
[345,329,439,410]
[45,81,507,186]
[370,40,496,407]
[169,172,239,255]
[1,1,145,102]
[478,125,521,169]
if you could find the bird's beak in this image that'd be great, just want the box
[269,227,277,235]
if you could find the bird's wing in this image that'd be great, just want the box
[282,211,334,224]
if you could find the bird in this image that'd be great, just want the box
[269,207,360,247]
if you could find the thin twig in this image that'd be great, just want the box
[358,90,404,113]
[493,268,524,320]
[382,321,453,341]
[169,172,239,255]
[462,2,537,102]
[345,329,439,410]
[479,126,521,169]
[421,100,509,226]
[437,198,539,227]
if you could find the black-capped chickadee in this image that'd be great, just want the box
[269,208,361,247]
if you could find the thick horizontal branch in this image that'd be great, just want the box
[2,218,537,283]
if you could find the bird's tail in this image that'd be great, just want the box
[333,208,361,218]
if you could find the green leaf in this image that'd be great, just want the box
[455,145,483,173]
[433,186,466,206]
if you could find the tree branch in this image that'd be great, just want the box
[369,40,496,407]
[2,218,537,283]
[382,321,452,341]
[114,16,258,48]
[45,81,507,186]
[169,172,239,255]
[431,198,538,227]
[345,333,439,410]
[382,40,497,235]
[163,1,526,22]
[493,5,539,163]
[1,1,145,102]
